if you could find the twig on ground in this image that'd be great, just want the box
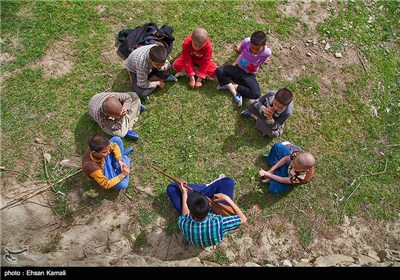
[309,48,318,55]
[123,192,133,201]
[24,201,51,208]
[386,143,400,147]
[0,168,82,210]
[28,128,50,181]
[93,239,122,249]
[0,167,34,181]
[340,159,388,221]
[357,51,369,75]
[47,199,61,218]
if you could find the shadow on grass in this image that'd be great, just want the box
[238,184,294,211]
[221,120,272,153]
[110,68,179,103]
[111,68,132,93]
[74,113,104,155]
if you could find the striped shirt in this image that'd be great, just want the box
[125,44,159,89]
[178,212,242,247]
[88,92,133,131]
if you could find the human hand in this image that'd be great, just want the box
[121,108,127,116]
[119,160,127,170]
[213,193,228,202]
[264,57,271,65]
[178,181,188,196]
[259,169,268,178]
[121,165,130,176]
[158,81,165,88]
[233,44,240,54]
[263,106,274,120]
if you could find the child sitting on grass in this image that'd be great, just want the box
[259,142,315,194]
[173,27,217,89]
[82,134,133,190]
[216,30,271,106]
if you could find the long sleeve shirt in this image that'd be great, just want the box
[125,44,159,89]
[181,35,213,79]
[88,92,133,132]
[253,90,293,131]
[82,143,124,189]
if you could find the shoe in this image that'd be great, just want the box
[174,71,186,78]
[206,173,226,186]
[140,104,146,112]
[124,146,134,156]
[240,109,252,117]
[206,76,215,81]
[217,85,228,90]
[263,152,269,158]
[126,130,139,140]
[143,95,150,102]
[282,141,302,152]
[234,95,243,107]
[166,74,178,82]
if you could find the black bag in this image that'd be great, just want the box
[117,22,174,59]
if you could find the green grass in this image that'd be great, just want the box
[1,0,399,261]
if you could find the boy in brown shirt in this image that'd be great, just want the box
[82,134,132,190]
[259,142,315,194]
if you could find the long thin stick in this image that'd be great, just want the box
[151,165,235,216]
[357,51,369,75]
[0,168,82,210]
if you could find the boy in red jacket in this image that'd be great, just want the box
[173,27,216,89]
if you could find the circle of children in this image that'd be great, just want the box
[82,27,316,248]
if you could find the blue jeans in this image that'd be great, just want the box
[104,136,130,190]
[265,142,292,194]
[166,177,235,215]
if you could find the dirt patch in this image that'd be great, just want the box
[32,36,77,79]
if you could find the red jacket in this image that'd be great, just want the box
[181,35,213,79]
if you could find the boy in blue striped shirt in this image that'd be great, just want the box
[166,177,247,247]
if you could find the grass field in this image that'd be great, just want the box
[1,0,399,254]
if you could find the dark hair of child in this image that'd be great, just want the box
[275,88,293,106]
[149,45,167,63]
[187,190,210,220]
[89,134,110,152]
[250,31,267,46]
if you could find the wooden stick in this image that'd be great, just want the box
[0,168,82,210]
[357,51,369,75]
[151,165,235,216]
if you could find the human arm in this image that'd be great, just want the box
[259,169,291,184]
[177,181,189,215]
[213,193,246,224]
[182,38,196,77]
[269,155,291,173]
[263,56,271,64]
[89,168,129,189]
[189,75,196,89]
[195,41,212,80]
[233,43,241,54]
